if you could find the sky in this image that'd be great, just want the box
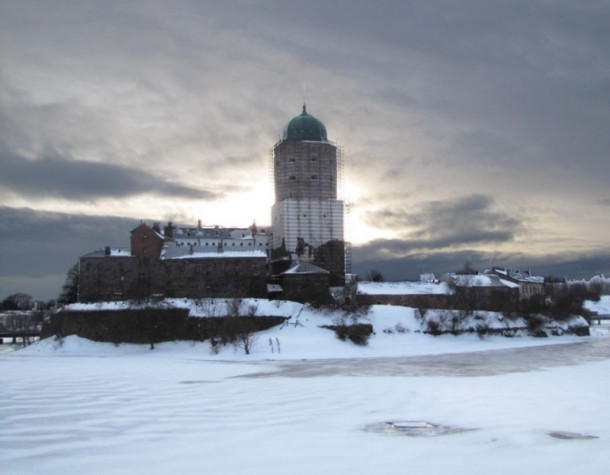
[1,0,609,299]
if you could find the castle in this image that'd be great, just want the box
[78,106,348,304]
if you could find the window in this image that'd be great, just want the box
[289,176,296,181]
[311,175,318,179]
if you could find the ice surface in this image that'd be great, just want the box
[2,300,609,474]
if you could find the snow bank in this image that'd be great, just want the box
[585,295,610,315]
[28,298,593,360]
[357,281,452,295]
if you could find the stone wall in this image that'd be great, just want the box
[280,273,333,305]
[43,309,287,344]
[312,239,345,286]
[79,255,268,302]
[356,287,518,312]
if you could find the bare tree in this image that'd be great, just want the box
[1,293,34,310]
[365,269,385,282]
[234,326,258,355]
[57,263,79,304]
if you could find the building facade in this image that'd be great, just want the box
[79,246,268,302]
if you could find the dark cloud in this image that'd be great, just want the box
[0,207,154,299]
[351,246,610,282]
[365,194,522,250]
[0,207,136,278]
[0,147,215,201]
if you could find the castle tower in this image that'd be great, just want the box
[271,105,345,284]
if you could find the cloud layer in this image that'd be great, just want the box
[1,1,609,297]
[365,194,522,251]
[0,147,211,201]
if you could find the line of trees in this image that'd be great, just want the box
[0,293,55,311]
[1,262,81,311]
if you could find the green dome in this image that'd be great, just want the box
[282,105,328,142]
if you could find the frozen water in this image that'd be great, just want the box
[1,330,609,474]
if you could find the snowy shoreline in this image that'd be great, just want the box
[27,296,609,361]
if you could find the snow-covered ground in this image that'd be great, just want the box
[1,300,609,474]
[585,294,610,315]
[357,280,452,294]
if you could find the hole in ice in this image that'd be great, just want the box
[547,431,599,440]
[364,420,475,437]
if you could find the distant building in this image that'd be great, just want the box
[162,221,270,253]
[440,272,519,311]
[420,273,437,283]
[487,267,545,300]
[131,223,164,259]
[278,261,333,305]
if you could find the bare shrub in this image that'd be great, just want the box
[246,302,258,317]
[226,298,243,317]
[425,319,442,336]
[417,308,428,320]
[322,323,373,345]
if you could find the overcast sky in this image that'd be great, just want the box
[1,0,609,299]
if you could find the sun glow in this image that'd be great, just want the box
[184,178,274,228]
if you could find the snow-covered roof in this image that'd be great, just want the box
[172,226,233,240]
[170,225,269,240]
[81,247,132,258]
[282,261,329,275]
[489,268,544,284]
[357,281,452,295]
[444,273,510,288]
[163,248,267,260]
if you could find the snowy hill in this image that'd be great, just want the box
[31,298,593,359]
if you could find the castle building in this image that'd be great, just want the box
[78,227,268,302]
[76,105,347,303]
[271,105,345,285]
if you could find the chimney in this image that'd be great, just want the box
[198,219,202,230]
[164,221,174,239]
[104,246,111,256]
